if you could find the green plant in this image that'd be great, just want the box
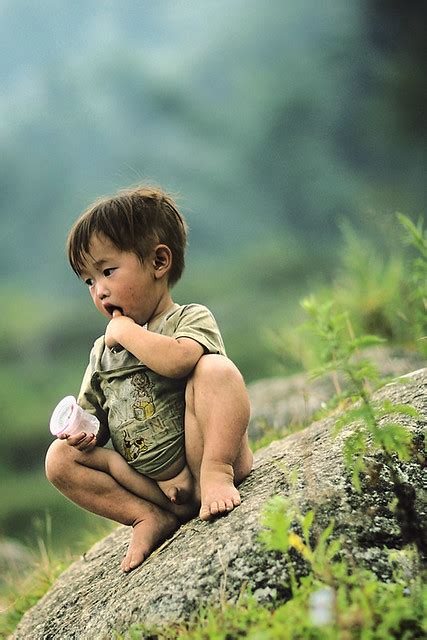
[0,515,116,637]
[397,213,427,355]
[301,297,416,480]
[117,592,272,640]
[259,495,426,639]
[0,518,70,637]
[300,297,425,555]
[334,221,406,342]
[269,215,426,373]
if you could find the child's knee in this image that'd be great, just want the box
[45,439,64,483]
[187,354,250,422]
[191,354,245,388]
[45,439,76,485]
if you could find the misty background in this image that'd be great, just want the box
[0,0,425,550]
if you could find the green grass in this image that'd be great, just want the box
[0,516,115,637]
[0,545,69,638]
[118,572,426,639]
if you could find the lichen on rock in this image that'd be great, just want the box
[11,368,426,640]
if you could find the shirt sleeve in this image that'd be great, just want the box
[77,338,110,441]
[173,304,226,356]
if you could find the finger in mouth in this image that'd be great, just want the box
[105,304,124,316]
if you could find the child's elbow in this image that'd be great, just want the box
[166,360,197,379]
[167,349,202,379]
[165,340,203,379]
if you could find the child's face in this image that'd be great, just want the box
[79,234,170,326]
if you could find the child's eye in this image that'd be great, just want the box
[103,268,116,277]
[84,277,94,286]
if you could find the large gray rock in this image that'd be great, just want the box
[247,346,425,439]
[12,369,426,640]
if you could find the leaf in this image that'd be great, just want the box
[334,405,376,435]
[374,423,412,459]
[302,510,314,545]
[326,539,342,562]
[397,212,427,257]
[259,495,293,553]
[351,335,387,349]
[351,456,366,492]
[377,400,420,419]
[315,519,335,559]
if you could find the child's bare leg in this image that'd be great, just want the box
[93,446,195,507]
[184,355,253,521]
[45,439,194,572]
[81,445,170,509]
[155,463,194,504]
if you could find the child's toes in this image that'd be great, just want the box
[121,553,131,573]
[217,500,228,514]
[225,498,235,511]
[199,503,212,520]
[210,500,220,515]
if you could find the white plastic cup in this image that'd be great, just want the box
[49,395,100,437]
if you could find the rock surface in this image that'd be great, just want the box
[12,368,426,640]
[247,346,425,439]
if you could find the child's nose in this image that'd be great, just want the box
[96,282,110,299]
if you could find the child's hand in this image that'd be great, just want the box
[105,309,135,352]
[58,431,97,451]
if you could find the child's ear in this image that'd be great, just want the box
[152,244,172,278]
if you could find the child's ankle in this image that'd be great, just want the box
[201,459,234,478]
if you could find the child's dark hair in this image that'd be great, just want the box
[67,186,188,286]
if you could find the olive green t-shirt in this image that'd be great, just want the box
[77,303,226,476]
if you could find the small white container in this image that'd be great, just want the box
[49,395,100,437]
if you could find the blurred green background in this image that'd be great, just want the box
[0,0,425,552]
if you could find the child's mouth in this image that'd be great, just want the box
[104,304,124,316]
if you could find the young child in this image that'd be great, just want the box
[45,186,253,572]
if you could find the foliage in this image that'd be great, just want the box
[117,592,272,640]
[299,296,417,490]
[270,215,427,374]
[332,214,427,353]
[257,496,425,640]
[396,213,427,354]
[297,296,426,556]
[0,516,115,637]
[333,222,407,342]
[0,517,69,637]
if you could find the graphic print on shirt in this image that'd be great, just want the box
[114,372,155,462]
[131,371,155,419]
[102,367,185,468]
[121,427,148,462]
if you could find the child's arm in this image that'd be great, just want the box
[105,310,204,378]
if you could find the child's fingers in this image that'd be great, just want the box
[62,432,96,449]
[75,433,97,450]
[112,309,122,318]
[61,432,86,446]
[82,434,97,451]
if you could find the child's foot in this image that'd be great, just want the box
[199,461,241,521]
[157,465,194,505]
[121,506,178,573]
